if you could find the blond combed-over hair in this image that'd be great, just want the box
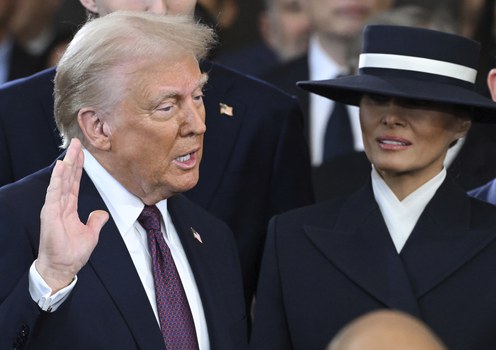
[54,11,216,148]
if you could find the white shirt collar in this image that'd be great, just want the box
[82,149,168,237]
[308,34,344,81]
[81,149,209,349]
[371,166,446,252]
[307,34,363,165]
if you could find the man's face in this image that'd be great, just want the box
[303,0,393,39]
[97,53,207,204]
[91,0,196,16]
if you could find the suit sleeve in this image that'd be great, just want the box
[269,98,314,214]
[0,203,43,349]
[249,216,293,350]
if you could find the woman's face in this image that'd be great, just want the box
[359,94,471,189]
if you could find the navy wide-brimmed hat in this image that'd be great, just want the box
[297,25,496,123]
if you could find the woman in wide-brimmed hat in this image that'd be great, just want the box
[250,25,496,350]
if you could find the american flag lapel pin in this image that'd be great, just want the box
[219,102,234,117]
[191,227,203,244]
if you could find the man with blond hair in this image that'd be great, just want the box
[0,0,314,311]
[0,12,247,349]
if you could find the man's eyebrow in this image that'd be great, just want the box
[159,73,209,100]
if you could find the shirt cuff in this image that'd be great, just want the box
[28,261,77,312]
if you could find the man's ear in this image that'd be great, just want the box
[79,0,98,14]
[487,68,496,101]
[77,108,111,151]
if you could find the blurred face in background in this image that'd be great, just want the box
[260,0,311,61]
[302,0,394,39]
[8,0,62,42]
[81,0,197,16]
[0,0,16,31]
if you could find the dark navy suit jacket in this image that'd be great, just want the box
[0,165,247,349]
[250,176,496,350]
[0,61,315,305]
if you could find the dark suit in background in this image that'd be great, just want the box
[263,55,309,123]
[0,166,247,349]
[250,177,496,350]
[263,54,371,200]
[448,122,496,191]
[6,41,45,83]
[215,41,280,78]
[0,60,314,306]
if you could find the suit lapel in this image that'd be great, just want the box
[185,61,244,209]
[400,176,496,298]
[77,172,165,349]
[167,195,233,349]
[305,185,421,316]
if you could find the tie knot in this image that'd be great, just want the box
[138,205,162,232]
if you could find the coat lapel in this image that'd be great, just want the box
[185,61,244,209]
[167,195,238,350]
[400,176,496,298]
[77,172,165,349]
[305,185,421,316]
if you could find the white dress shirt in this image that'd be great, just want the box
[29,149,210,349]
[371,166,446,253]
[308,34,363,166]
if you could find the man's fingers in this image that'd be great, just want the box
[43,159,66,213]
[65,139,83,196]
[43,138,84,219]
[86,210,110,237]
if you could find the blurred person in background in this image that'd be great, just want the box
[8,0,64,63]
[0,0,45,84]
[194,0,239,59]
[216,0,310,77]
[42,22,77,68]
[262,0,394,200]
[442,0,496,192]
[197,0,239,30]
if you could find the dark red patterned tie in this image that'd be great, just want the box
[138,205,199,350]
